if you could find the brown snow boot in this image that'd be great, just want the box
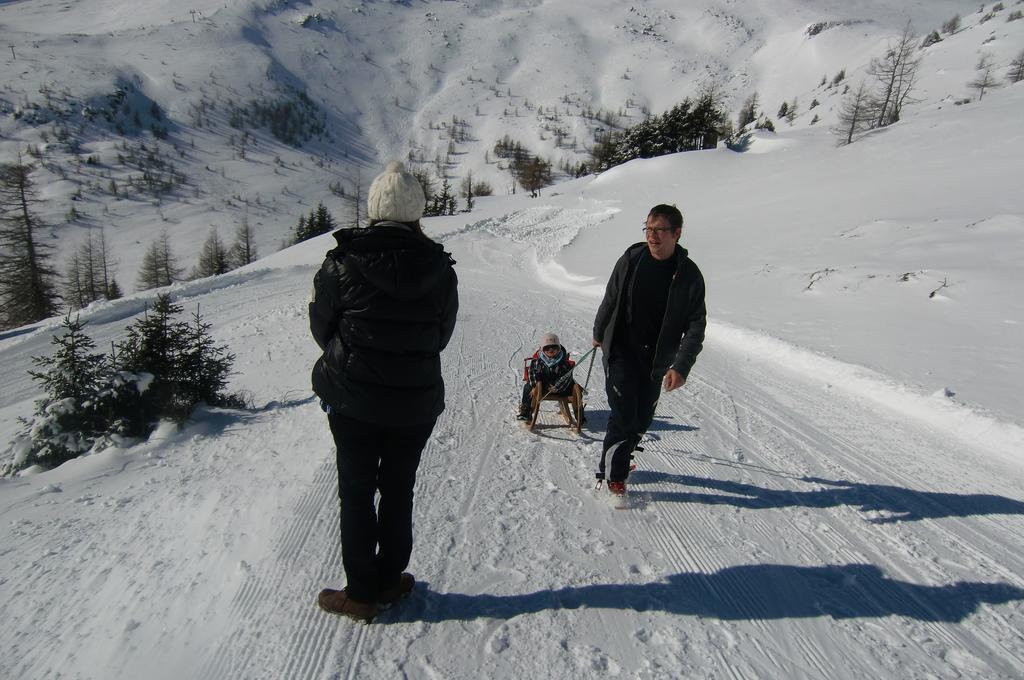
[317,588,377,623]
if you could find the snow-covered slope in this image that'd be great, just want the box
[1,0,1015,288]
[3,131,1024,675]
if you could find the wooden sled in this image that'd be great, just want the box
[527,381,585,434]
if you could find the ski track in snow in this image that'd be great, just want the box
[2,206,1024,679]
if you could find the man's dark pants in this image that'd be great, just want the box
[327,412,435,603]
[601,352,662,483]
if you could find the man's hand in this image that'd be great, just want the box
[592,339,601,348]
[663,368,685,392]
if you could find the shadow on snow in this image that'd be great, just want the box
[388,563,1023,624]
[628,470,1024,523]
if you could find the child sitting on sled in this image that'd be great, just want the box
[517,332,577,420]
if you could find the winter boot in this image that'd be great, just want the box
[517,404,532,421]
[378,572,415,607]
[607,480,626,496]
[317,588,377,623]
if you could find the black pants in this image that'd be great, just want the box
[327,412,436,603]
[600,352,662,482]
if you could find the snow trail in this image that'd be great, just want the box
[1,207,1023,679]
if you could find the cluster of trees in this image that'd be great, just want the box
[588,89,729,171]
[492,136,554,196]
[0,156,266,329]
[228,91,329,147]
[422,176,459,217]
[111,139,186,198]
[459,172,493,210]
[136,220,259,291]
[834,24,924,145]
[736,91,779,133]
[189,219,258,279]
[292,203,336,244]
[64,229,122,309]
[3,295,240,474]
[836,21,1024,145]
[409,167,492,216]
[968,48,1024,100]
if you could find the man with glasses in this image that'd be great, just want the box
[591,204,707,496]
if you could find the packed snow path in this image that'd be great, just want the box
[2,220,1023,680]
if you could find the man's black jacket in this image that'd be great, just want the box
[593,242,706,380]
[309,223,459,425]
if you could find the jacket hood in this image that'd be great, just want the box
[333,224,453,300]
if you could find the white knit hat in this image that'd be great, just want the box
[540,332,560,348]
[367,160,426,223]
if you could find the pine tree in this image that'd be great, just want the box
[179,306,236,408]
[461,171,475,212]
[107,277,123,300]
[411,168,436,207]
[116,293,189,420]
[425,178,456,217]
[1010,49,1024,84]
[293,214,308,244]
[137,231,183,290]
[29,314,107,410]
[229,217,258,268]
[737,92,759,130]
[64,250,87,311]
[19,314,109,469]
[313,203,336,235]
[969,53,1000,100]
[517,157,553,197]
[835,81,874,145]
[64,229,117,309]
[193,229,230,278]
[867,23,922,127]
[0,158,59,329]
[95,227,117,299]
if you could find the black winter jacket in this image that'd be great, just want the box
[309,223,459,425]
[592,242,706,380]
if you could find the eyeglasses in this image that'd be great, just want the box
[542,345,560,352]
[642,224,676,236]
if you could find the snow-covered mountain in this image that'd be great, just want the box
[1,1,1024,678]
[1,0,1013,285]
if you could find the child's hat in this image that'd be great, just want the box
[540,332,559,348]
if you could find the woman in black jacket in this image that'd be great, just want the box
[309,161,458,623]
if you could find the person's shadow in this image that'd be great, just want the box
[580,409,699,434]
[629,470,1024,523]
[381,563,1024,624]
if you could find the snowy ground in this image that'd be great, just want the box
[3,134,1024,677]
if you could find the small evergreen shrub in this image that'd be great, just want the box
[3,297,239,475]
